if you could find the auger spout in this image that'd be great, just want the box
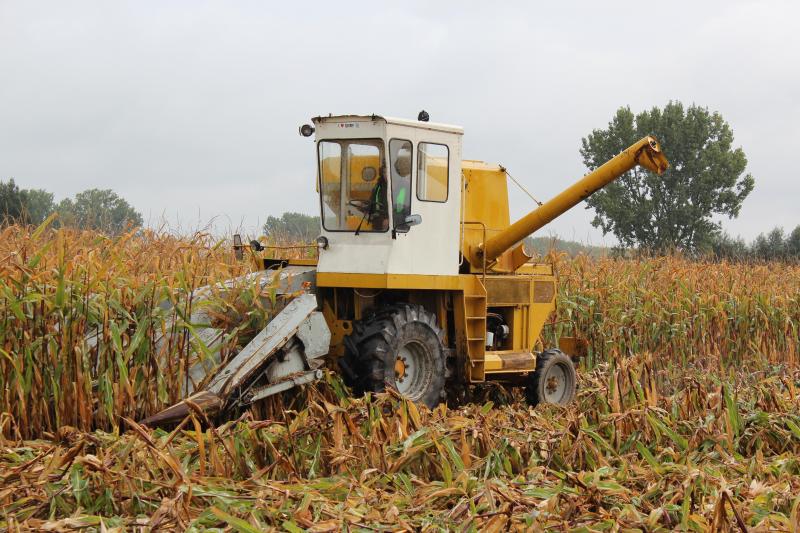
[478,136,669,266]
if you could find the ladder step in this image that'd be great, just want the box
[465,294,486,299]
[468,337,485,342]
[467,316,485,320]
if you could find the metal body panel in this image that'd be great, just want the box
[247,369,324,403]
[484,351,536,372]
[208,293,323,396]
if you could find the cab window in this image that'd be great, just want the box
[389,139,413,232]
[417,142,449,202]
[318,139,388,232]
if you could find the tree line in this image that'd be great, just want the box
[711,227,800,261]
[3,101,794,261]
[0,178,142,234]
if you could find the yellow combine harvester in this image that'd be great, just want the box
[144,113,667,425]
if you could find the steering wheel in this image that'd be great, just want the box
[348,199,372,211]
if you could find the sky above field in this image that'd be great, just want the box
[1,1,798,242]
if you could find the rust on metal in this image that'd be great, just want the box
[533,281,555,303]
[485,277,531,305]
[498,351,535,370]
[139,390,223,427]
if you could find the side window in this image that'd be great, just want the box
[389,139,413,232]
[417,142,449,202]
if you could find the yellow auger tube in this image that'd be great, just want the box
[480,136,669,265]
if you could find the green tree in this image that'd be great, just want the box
[580,102,754,252]
[263,212,320,242]
[56,188,143,234]
[20,188,55,224]
[0,179,24,224]
[753,227,788,260]
[709,232,749,260]
[787,225,800,258]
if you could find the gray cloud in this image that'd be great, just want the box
[1,1,797,242]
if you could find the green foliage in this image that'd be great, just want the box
[56,188,143,234]
[263,211,319,242]
[754,228,785,260]
[580,102,755,252]
[19,188,55,224]
[710,225,800,262]
[789,226,800,257]
[1,178,26,223]
[2,179,140,233]
[707,232,749,261]
[524,236,606,258]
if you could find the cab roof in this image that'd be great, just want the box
[312,114,464,135]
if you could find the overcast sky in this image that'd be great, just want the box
[1,1,798,243]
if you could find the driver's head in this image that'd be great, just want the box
[394,151,412,178]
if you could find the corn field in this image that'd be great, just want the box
[1,224,799,531]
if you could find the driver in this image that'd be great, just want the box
[392,147,412,227]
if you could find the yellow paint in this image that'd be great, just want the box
[484,351,538,373]
[321,301,351,359]
[286,258,318,266]
[317,267,557,383]
[461,161,510,271]
[484,352,504,371]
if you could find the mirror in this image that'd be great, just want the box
[404,214,422,227]
[362,166,377,182]
[392,214,421,238]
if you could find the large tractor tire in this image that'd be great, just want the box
[525,349,577,406]
[341,304,447,409]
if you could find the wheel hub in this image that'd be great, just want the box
[546,375,560,395]
[544,363,568,403]
[394,341,431,398]
[394,357,407,382]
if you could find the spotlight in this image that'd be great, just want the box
[299,124,315,137]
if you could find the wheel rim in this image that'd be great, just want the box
[543,361,570,404]
[394,340,432,399]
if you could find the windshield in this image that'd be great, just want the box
[318,139,388,232]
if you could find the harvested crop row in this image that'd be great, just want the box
[1,360,798,530]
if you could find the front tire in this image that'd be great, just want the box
[343,304,446,409]
[525,349,577,406]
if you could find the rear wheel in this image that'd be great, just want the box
[525,349,577,406]
[342,304,446,409]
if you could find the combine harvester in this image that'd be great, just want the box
[143,113,667,425]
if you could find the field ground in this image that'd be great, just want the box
[1,225,799,531]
